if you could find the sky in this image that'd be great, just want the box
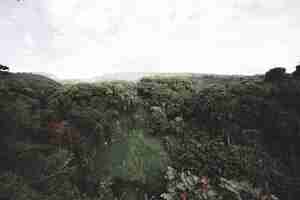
[0,0,300,79]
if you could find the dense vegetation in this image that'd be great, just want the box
[1,67,300,199]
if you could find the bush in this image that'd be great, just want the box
[292,65,300,79]
[264,67,286,82]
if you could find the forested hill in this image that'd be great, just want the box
[1,67,300,200]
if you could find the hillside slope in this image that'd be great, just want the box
[0,68,300,199]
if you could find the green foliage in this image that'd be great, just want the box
[3,70,300,199]
[164,132,266,184]
[98,129,169,199]
[160,166,261,200]
[0,172,42,200]
[137,77,195,137]
[138,77,194,117]
[161,167,219,200]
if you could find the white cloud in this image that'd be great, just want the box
[0,0,299,78]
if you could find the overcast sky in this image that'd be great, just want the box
[0,0,300,79]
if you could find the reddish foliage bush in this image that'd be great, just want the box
[48,121,80,147]
[180,191,188,200]
[199,176,209,193]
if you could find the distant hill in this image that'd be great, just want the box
[58,72,182,84]
[35,72,60,81]
[56,72,254,84]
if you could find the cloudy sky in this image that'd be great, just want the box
[0,0,299,79]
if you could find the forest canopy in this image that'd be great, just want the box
[1,67,300,199]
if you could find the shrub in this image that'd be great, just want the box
[292,65,300,79]
[264,67,286,82]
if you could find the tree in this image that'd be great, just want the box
[292,65,300,79]
[0,64,9,72]
[264,67,286,82]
